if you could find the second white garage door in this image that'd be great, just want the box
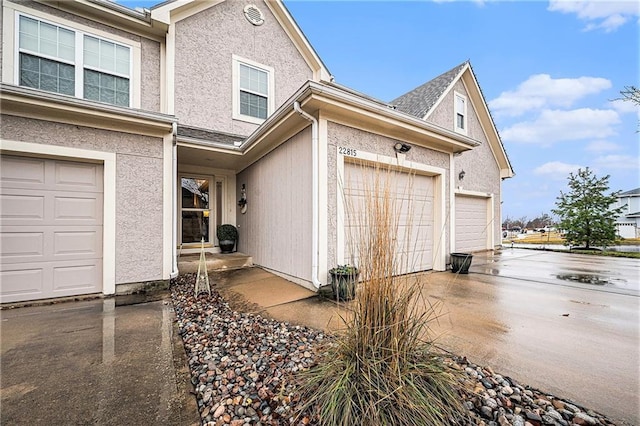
[0,155,103,304]
[455,194,489,252]
[343,163,434,275]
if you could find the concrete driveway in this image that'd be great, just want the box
[428,249,640,425]
[219,250,640,425]
[0,296,199,426]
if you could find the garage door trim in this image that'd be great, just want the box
[1,139,116,297]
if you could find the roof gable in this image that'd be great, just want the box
[391,62,467,119]
[392,61,513,179]
[150,0,331,81]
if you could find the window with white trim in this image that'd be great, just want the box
[454,92,467,135]
[17,14,131,107]
[232,55,274,124]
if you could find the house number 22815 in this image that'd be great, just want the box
[338,146,357,157]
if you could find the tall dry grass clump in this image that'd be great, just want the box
[299,162,467,425]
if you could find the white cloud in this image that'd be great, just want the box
[586,140,621,152]
[489,74,611,116]
[593,154,640,170]
[501,108,620,144]
[534,161,583,180]
[548,0,640,32]
[609,99,638,113]
[609,99,640,121]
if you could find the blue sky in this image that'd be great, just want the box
[121,0,639,223]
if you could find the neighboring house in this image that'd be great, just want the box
[0,0,513,304]
[613,188,640,239]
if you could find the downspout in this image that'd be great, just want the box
[170,121,179,279]
[293,101,321,289]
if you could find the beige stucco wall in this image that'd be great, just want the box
[236,127,313,282]
[3,1,162,113]
[1,114,165,284]
[325,121,451,270]
[429,80,502,246]
[174,0,314,135]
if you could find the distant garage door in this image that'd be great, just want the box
[344,163,434,275]
[455,194,489,252]
[0,155,103,303]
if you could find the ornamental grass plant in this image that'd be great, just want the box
[298,161,468,425]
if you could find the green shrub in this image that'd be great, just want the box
[216,224,238,241]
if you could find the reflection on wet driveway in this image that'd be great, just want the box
[469,249,639,296]
[418,249,639,424]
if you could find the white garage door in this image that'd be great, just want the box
[0,155,103,303]
[343,163,434,275]
[455,195,488,252]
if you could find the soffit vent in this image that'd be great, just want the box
[244,4,264,26]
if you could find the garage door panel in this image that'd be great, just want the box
[455,195,488,252]
[53,261,102,292]
[0,155,103,303]
[54,229,102,257]
[344,163,434,274]
[0,231,44,259]
[0,268,45,301]
[54,161,101,190]
[0,192,45,223]
[0,156,46,188]
[53,194,102,224]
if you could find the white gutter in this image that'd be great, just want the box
[293,101,321,289]
[171,121,179,279]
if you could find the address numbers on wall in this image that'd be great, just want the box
[338,146,357,157]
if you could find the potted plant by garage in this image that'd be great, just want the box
[329,264,359,301]
[450,252,473,274]
[217,224,238,254]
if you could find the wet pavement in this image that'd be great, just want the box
[0,297,199,426]
[1,249,637,425]
[430,250,639,425]
[218,251,640,425]
[472,248,639,296]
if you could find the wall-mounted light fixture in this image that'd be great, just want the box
[458,170,466,181]
[394,142,411,153]
[238,184,248,214]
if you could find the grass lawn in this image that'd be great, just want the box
[503,232,640,259]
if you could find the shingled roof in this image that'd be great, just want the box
[391,61,468,119]
[178,125,245,147]
[619,188,640,196]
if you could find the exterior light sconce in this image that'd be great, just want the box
[459,170,466,181]
[238,184,248,214]
[394,142,411,153]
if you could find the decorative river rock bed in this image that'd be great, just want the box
[171,274,620,426]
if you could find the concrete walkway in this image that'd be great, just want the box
[0,296,199,426]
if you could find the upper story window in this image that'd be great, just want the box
[232,55,274,124]
[17,14,131,107]
[454,92,467,135]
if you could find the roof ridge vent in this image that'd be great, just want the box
[244,4,264,26]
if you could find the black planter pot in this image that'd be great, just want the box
[330,271,359,301]
[450,252,473,274]
[219,240,235,254]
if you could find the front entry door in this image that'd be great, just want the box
[180,176,212,245]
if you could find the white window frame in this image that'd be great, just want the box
[454,91,467,135]
[232,54,274,125]
[178,173,214,247]
[11,9,137,108]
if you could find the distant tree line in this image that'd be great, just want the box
[502,213,555,231]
